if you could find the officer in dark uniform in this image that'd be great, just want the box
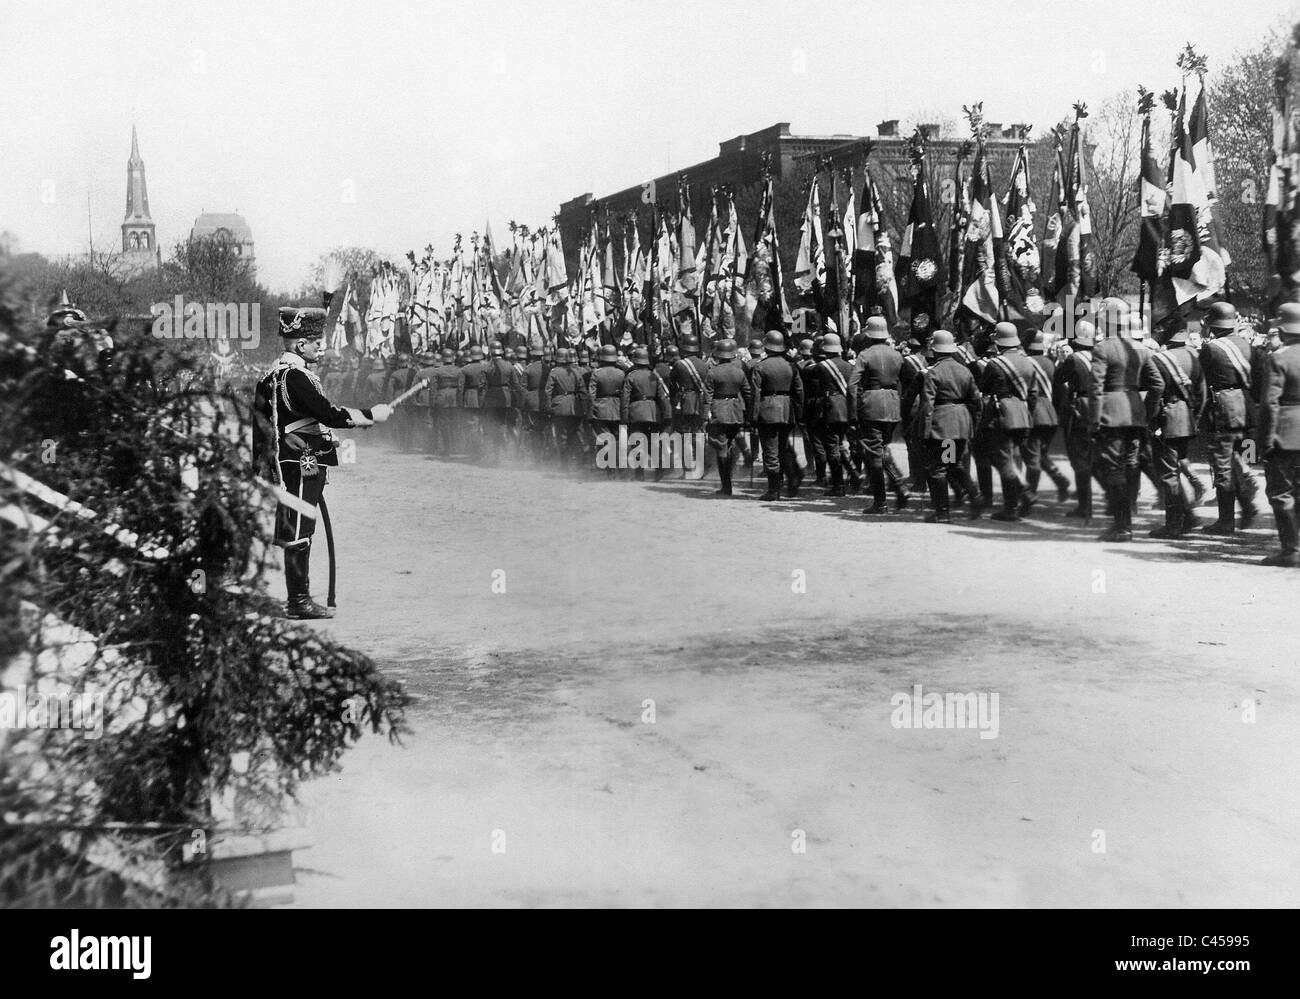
[1054,320,1097,521]
[545,347,584,469]
[458,344,488,460]
[253,306,390,618]
[414,351,440,454]
[1141,322,1206,538]
[703,337,753,496]
[918,330,983,522]
[1257,303,1300,564]
[749,329,805,500]
[967,337,999,507]
[517,345,549,463]
[1198,301,1262,534]
[1088,312,1147,541]
[589,344,626,477]
[980,322,1038,522]
[851,316,908,513]
[798,338,828,487]
[899,336,928,493]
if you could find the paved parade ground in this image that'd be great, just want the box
[290,441,1299,908]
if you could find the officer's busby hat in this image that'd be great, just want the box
[278,306,327,339]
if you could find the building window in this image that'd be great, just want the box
[140,232,150,249]
[129,233,139,249]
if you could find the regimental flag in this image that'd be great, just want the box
[1003,139,1042,317]
[1265,45,1300,303]
[602,224,620,327]
[722,190,749,316]
[945,146,971,324]
[959,138,1004,324]
[1132,89,1168,287]
[832,171,855,334]
[676,179,698,298]
[624,220,644,327]
[794,177,827,310]
[896,139,941,337]
[744,173,790,331]
[695,191,723,321]
[1040,132,1068,299]
[543,226,569,306]
[1175,69,1229,303]
[853,166,899,326]
[450,240,466,313]
[1057,106,1098,303]
[482,220,506,308]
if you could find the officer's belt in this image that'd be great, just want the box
[713,392,740,399]
[284,417,321,435]
[764,390,791,396]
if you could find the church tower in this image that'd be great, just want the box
[121,124,156,256]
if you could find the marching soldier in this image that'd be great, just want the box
[621,345,673,480]
[458,343,488,460]
[798,338,828,487]
[851,316,909,513]
[519,344,550,463]
[1141,321,1206,538]
[1023,332,1072,512]
[253,306,391,619]
[1088,310,1147,542]
[481,341,515,463]
[671,336,709,478]
[1198,301,1262,534]
[918,330,983,522]
[899,336,928,492]
[655,343,679,387]
[813,332,858,496]
[749,329,805,500]
[414,351,440,454]
[430,347,461,456]
[545,347,585,469]
[703,337,753,496]
[980,322,1038,522]
[1054,320,1097,521]
[589,344,626,477]
[1258,302,1300,565]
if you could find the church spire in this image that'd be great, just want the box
[122,124,156,257]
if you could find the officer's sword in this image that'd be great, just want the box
[319,493,337,608]
[385,377,430,409]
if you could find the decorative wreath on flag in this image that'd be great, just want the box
[912,312,930,330]
[1169,229,1193,265]
[912,259,937,284]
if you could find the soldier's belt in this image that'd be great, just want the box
[713,393,740,399]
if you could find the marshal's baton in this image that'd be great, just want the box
[384,378,429,409]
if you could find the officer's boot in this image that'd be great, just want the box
[977,462,994,506]
[863,468,889,514]
[284,543,333,619]
[784,451,803,498]
[1049,463,1072,503]
[1127,467,1142,515]
[1260,502,1300,565]
[1184,463,1208,507]
[760,471,781,501]
[1201,490,1237,535]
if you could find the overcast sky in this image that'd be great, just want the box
[1,0,1294,292]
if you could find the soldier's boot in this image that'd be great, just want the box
[1185,464,1208,506]
[824,463,846,496]
[1238,490,1259,530]
[1025,467,1042,499]
[925,477,951,523]
[883,451,909,508]
[1017,481,1039,517]
[1067,473,1092,521]
[863,468,889,514]
[759,471,781,501]
[1047,464,1072,502]
[990,481,1022,522]
[1260,503,1300,565]
[716,450,734,496]
[284,544,333,620]
[784,453,803,498]
[1200,490,1237,535]
[1148,487,1185,539]
[1127,468,1142,515]
[976,464,994,506]
[1097,485,1133,542]
[966,491,987,520]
